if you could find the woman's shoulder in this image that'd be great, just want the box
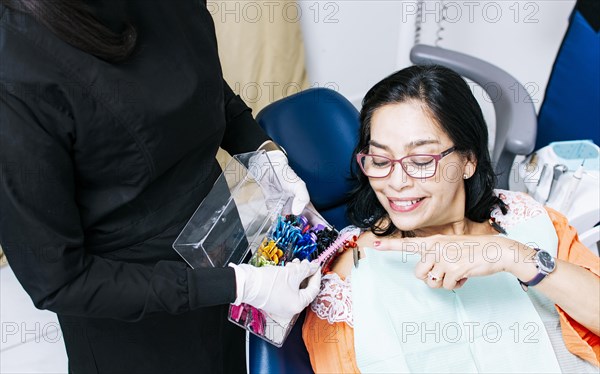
[330,230,377,277]
[309,271,354,327]
[1,4,92,86]
[308,228,377,327]
[492,189,547,230]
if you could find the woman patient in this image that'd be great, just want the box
[302,65,599,373]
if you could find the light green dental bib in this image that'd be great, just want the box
[351,215,562,373]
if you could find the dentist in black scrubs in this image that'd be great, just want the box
[0,1,318,372]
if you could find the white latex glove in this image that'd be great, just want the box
[229,259,321,319]
[249,150,310,215]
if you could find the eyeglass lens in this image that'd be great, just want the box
[359,154,437,178]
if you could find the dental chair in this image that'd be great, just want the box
[248,45,537,373]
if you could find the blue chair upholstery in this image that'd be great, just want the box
[248,311,313,374]
[536,1,600,148]
[256,87,360,229]
[249,88,360,374]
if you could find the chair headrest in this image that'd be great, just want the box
[257,88,360,211]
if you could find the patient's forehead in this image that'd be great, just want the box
[369,102,450,153]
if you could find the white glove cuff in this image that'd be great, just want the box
[228,263,245,305]
[257,140,287,156]
[264,149,286,161]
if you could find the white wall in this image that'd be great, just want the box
[299,0,576,112]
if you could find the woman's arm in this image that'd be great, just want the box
[0,90,237,320]
[302,237,369,374]
[219,81,271,154]
[502,238,600,336]
[303,309,359,373]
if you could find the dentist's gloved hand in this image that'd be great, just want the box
[249,147,310,215]
[229,259,321,319]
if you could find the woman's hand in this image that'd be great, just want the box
[373,235,536,290]
[374,234,600,335]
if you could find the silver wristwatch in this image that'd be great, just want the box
[518,248,556,291]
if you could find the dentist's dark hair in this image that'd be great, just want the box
[347,65,506,236]
[0,0,137,62]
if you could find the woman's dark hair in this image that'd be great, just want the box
[348,65,506,236]
[1,0,137,62]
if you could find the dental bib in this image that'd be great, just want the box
[351,213,562,373]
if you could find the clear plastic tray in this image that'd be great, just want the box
[172,150,335,347]
[172,151,290,268]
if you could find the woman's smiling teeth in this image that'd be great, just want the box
[390,197,424,207]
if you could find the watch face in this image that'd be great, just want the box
[537,251,555,272]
